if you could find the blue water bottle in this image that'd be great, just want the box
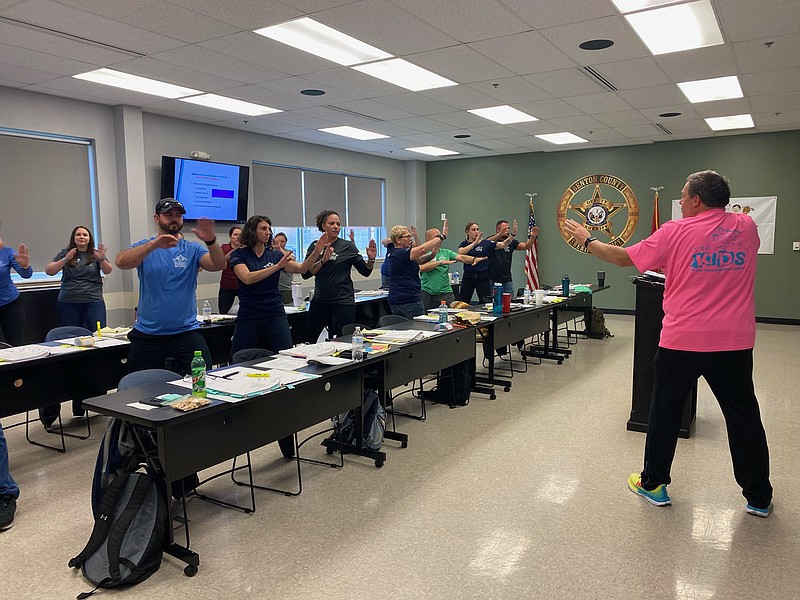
[562,274,570,297]
[493,283,503,315]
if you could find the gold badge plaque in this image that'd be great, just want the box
[557,174,639,253]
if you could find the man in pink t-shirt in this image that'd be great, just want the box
[563,170,772,517]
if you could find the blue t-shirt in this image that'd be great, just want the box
[459,239,496,275]
[0,246,33,307]
[229,246,285,321]
[133,237,208,335]
[387,246,421,305]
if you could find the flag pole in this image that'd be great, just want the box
[524,193,539,292]
[650,186,664,234]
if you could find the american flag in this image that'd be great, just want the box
[524,197,539,291]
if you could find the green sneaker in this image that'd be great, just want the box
[628,473,671,506]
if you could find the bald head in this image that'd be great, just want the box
[426,228,440,241]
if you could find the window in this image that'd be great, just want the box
[252,162,386,259]
[0,129,98,283]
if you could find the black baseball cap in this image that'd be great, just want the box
[155,198,186,215]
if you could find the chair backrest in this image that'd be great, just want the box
[517,288,525,298]
[378,314,410,327]
[340,323,370,337]
[118,369,180,392]
[230,348,275,363]
[45,326,92,341]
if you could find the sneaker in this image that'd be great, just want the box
[745,503,772,518]
[0,495,16,531]
[628,473,671,506]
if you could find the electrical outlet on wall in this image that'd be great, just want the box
[793,241,800,251]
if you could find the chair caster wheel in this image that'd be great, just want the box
[374,460,384,468]
[504,386,510,392]
[184,564,198,577]
[401,441,408,448]
[326,447,335,455]
[490,393,497,400]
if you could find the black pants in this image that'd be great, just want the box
[0,298,25,346]
[304,301,356,342]
[642,347,772,508]
[218,288,238,315]
[126,329,213,375]
[459,273,491,304]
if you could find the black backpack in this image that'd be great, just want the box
[332,388,386,450]
[69,471,168,598]
[587,307,613,338]
[427,359,475,407]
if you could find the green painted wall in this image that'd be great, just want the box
[426,130,800,320]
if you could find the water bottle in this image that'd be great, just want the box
[562,274,570,297]
[453,271,459,286]
[352,326,364,362]
[524,288,531,305]
[190,350,206,398]
[202,300,212,324]
[438,300,448,324]
[493,282,503,315]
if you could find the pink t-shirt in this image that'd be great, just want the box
[626,209,758,352]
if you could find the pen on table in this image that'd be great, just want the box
[96,321,102,337]
[221,371,239,379]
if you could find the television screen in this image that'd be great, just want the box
[160,156,249,223]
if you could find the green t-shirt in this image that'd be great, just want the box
[420,248,458,295]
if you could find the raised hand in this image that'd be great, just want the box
[17,243,30,268]
[65,247,78,262]
[191,217,217,244]
[512,219,518,236]
[529,225,539,239]
[348,229,355,242]
[322,244,335,263]
[442,218,449,238]
[366,238,377,261]
[94,243,107,261]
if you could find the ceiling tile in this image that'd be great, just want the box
[408,45,514,85]
[0,62,60,85]
[498,0,616,29]
[547,114,606,130]
[524,68,606,97]
[716,0,800,42]
[419,85,499,110]
[655,45,739,82]
[749,91,800,113]
[111,57,244,92]
[257,76,364,104]
[563,92,633,114]
[591,57,671,90]
[426,110,491,129]
[539,15,650,65]
[389,0,529,43]
[390,116,459,132]
[617,84,687,109]
[199,32,335,75]
[742,68,800,95]
[329,99,414,121]
[375,92,458,116]
[469,30,577,75]
[733,34,800,73]
[152,45,288,85]
[164,0,301,29]
[468,77,552,103]
[513,98,584,120]
[592,110,650,127]
[614,123,667,138]
[689,98,752,118]
[0,42,97,76]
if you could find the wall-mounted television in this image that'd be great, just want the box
[160,156,249,223]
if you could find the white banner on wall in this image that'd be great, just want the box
[670,196,777,254]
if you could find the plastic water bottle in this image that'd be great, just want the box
[453,271,459,286]
[438,300,448,324]
[524,288,531,305]
[202,300,212,324]
[352,326,364,362]
[562,274,570,297]
[493,282,503,315]
[190,351,206,398]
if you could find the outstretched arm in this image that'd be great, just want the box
[562,220,633,267]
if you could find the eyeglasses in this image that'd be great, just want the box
[400,234,413,239]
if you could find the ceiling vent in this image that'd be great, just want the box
[0,16,143,57]
[654,123,673,135]
[326,106,382,122]
[581,66,618,92]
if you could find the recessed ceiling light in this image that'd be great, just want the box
[254,17,392,66]
[72,68,201,99]
[659,111,682,117]
[318,126,389,140]
[535,132,589,145]
[406,146,459,156]
[612,0,684,13]
[468,105,538,125]
[179,94,282,116]
[705,114,754,131]
[453,134,471,139]
[353,59,457,91]
[624,0,723,55]
[677,75,743,103]
[300,89,326,96]
[579,39,615,50]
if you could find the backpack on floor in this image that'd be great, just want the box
[587,307,612,338]
[69,471,167,597]
[331,388,386,450]
[425,358,475,407]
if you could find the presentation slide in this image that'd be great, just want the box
[173,158,240,220]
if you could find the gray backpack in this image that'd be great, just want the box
[69,471,167,598]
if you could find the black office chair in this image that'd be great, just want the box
[377,314,410,327]
[230,348,276,363]
[117,368,180,391]
[340,323,369,337]
[28,326,93,452]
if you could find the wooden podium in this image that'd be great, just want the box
[628,277,696,438]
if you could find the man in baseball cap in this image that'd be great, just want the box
[155,198,186,215]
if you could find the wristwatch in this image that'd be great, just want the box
[584,236,597,249]
[204,237,217,246]
[435,233,446,241]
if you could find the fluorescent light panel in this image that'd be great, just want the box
[406,146,459,156]
[254,17,392,66]
[72,68,201,99]
[535,133,588,145]
[179,94,282,116]
[624,0,723,55]
[612,0,684,13]
[319,126,388,140]
[468,105,538,124]
[353,59,457,91]
[705,114,754,131]
[677,75,742,103]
